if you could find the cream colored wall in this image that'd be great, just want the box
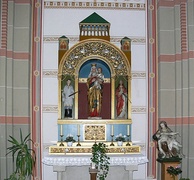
[42,1,148,180]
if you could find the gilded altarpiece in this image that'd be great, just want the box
[49,39,140,154]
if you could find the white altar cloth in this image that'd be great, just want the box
[42,153,148,166]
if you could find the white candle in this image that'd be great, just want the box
[111,125,114,135]
[77,124,80,135]
[60,125,63,135]
[127,125,130,135]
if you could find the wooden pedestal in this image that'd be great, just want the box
[161,161,180,180]
[89,168,98,180]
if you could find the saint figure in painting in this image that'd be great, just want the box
[62,79,74,118]
[116,80,127,118]
[87,64,104,117]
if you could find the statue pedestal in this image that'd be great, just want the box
[158,159,181,180]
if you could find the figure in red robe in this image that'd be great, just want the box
[116,80,127,118]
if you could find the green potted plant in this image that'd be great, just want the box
[5,129,36,180]
[64,134,76,146]
[91,142,110,180]
[115,133,126,146]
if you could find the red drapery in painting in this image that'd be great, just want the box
[78,83,111,119]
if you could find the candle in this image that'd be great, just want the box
[77,124,80,135]
[60,125,63,136]
[111,125,114,135]
[127,125,130,135]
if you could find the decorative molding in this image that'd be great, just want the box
[42,105,58,112]
[149,107,155,113]
[43,154,148,166]
[34,37,40,42]
[131,107,146,113]
[44,1,145,10]
[59,39,130,76]
[43,36,146,44]
[149,38,154,44]
[42,105,147,114]
[149,72,155,78]
[34,106,40,112]
[34,142,40,148]
[79,77,110,83]
[1,0,8,49]
[34,70,40,76]
[43,70,146,79]
[35,2,41,8]
[132,72,146,78]
[48,145,141,154]
[43,70,58,77]
[149,5,154,10]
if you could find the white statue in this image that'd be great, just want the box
[153,121,184,159]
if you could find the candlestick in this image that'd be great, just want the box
[126,135,131,146]
[77,124,80,135]
[76,135,81,146]
[60,125,63,136]
[111,125,114,136]
[110,135,115,146]
[127,125,130,136]
[59,134,64,146]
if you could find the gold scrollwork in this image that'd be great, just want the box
[84,125,106,141]
[60,40,130,77]
[49,146,140,154]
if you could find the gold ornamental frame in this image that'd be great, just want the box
[58,38,131,123]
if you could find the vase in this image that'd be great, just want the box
[91,162,97,169]
[67,141,73,146]
[117,141,123,146]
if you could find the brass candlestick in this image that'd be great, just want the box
[110,135,115,146]
[76,135,81,146]
[59,134,64,146]
[126,135,131,146]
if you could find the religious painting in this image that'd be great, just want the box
[122,41,130,51]
[78,59,111,119]
[115,77,128,119]
[59,39,67,50]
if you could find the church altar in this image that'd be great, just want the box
[44,13,149,180]
[42,153,148,180]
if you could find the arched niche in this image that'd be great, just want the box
[58,39,131,122]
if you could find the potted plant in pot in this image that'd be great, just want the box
[115,133,126,146]
[5,129,36,180]
[64,134,76,146]
[91,142,110,180]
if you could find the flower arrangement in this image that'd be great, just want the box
[91,142,110,180]
[64,134,76,142]
[115,133,126,142]
[166,166,182,180]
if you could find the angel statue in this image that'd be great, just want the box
[153,121,184,159]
